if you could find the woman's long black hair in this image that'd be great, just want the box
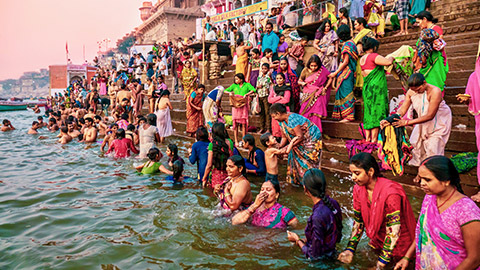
[303,168,343,242]
[167,144,180,162]
[315,19,332,41]
[243,134,258,165]
[421,155,464,194]
[212,123,230,171]
[350,152,382,178]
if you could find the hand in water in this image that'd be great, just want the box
[337,250,354,263]
[286,230,299,243]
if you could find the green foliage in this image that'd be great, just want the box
[117,36,135,54]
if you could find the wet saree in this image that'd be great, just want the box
[181,67,198,98]
[315,30,339,72]
[416,195,480,269]
[333,41,358,121]
[186,91,205,134]
[363,66,389,130]
[279,113,322,185]
[251,202,296,229]
[299,67,331,132]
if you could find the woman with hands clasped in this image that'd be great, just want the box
[380,73,452,166]
[232,180,298,228]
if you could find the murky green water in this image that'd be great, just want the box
[0,110,422,269]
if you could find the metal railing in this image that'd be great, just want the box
[267,0,334,31]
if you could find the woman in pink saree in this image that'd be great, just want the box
[459,53,480,202]
[395,156,480,270]
[298,55,333,132]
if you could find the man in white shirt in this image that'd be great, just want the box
[206,27,218,41]
[239,18,250,40]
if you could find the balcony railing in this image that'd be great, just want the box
[267,0,335,31]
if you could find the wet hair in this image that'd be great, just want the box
[116,128,126,139]
[110,123,119,129]
[355,17,368,28]
[362,36,380,52]
[303,169,343,242]
[37,116,43,121]
[260,132,273,147]
[211,123,230,171]
[306,54,322,71]
[316,19,332,41]
[121,113,129,121]
[336,24,352,41]
[408,73,426,88]
[196,126,209,142]
[416,10,438,24]
[228,155,246,175]
[146,113,157,126]
[235,73,246,83]
[3,119,9,125]
[269,103,287,115]
[275,72,286,81]
[243,134,258,165]
[172,160,184,182]
[160,90,170,98]
[147,147,160,161]
[264,48,273,54]
[251,48,260,55]
[167,144,180,162]
[127,124,135,131]
[61,127,68,133]
[262,63,270,69]
[49,117,57,124]
[421,156,464,194]
[350,152,381,177]
[94,115,101,121]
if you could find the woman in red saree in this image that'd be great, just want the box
[186,84,205,137]
[273,58,301,112]
[298,55,333,132]
[131,79,144,117]
[338,152,416,269]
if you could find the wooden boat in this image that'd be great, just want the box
[0,101,28,111]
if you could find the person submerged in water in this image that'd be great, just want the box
[1,119,15,132]
[37,116,47,128]
[47,118,59,132]
[136,147,173,175]
[101,123,119,152]
[58,127,73,144]
[106,128,139,158]
[28,121,40,134]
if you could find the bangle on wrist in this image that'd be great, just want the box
[247,206,255,214]
[402,256,411,262]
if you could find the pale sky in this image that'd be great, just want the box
[0,0,147,80]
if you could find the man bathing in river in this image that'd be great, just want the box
[1,119,15,132]
[83,117,97,143]
[94,115,108,137]
[28,121,40,134]
[58,127,72,144]
[37,116,47,128]
[67,121,81,138]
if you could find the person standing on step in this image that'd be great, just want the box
[180,60,198,100]
[360,37,393,143]
[186,84,206,137]
[256,63,273,133]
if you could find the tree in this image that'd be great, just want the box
[117,36,135,55]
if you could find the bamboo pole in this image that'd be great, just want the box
[202,27,206,84]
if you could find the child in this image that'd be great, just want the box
[155,90,173,143]
[126,124,139,145]
[106,128,139,158]
[188,127,210,182]
[260,48,279,72]
[260,132,297,182]
[101,123,119,152]
[256,63,273,133]
[94,115,108,137]
[58,127,72,144]
[28,121,40,134]
[166,144,185,167]
[246,48,261,87]
[136,147,173,175]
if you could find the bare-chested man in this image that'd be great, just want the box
[1,119,15,132]
[101,123,119,151]
[94,115,108,137]
[67,121,81,138]
[37,116,47,128]
[58,127,73,144]
[48,118,59,132]
[83,117,97,143]
[84,107,96,119]
[28,121,40,134]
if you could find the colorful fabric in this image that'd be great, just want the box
[236,52,249,77]
[349,0,365,19]
[386,45,415,91]
[186,91,205,134]
[363,66,389,130]
[408,91,452,166]
[377,114,413,176]
[333,41,358,121]
[256,74,272,98]
[269,84,292,137]
[279,113,322,185]
[416,30,449,91]
[416,195,480,269]
[315,30,339,72]
[350,177,416,263]
[203,86,224,131]
[299,67,331,132]
[465,57,480,183]
[394,0,410,20]
[450,152,477,173]
[181,67,197,98]
[251,202,295,229]
[302,197,342,259]
[141,161,161,174]
[225,82,256,96]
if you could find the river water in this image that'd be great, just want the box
[0,109,422,269]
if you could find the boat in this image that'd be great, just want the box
[0,100,28,111]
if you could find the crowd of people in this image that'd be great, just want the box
[2,0,480,268]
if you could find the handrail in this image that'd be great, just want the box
[267,0,334,30]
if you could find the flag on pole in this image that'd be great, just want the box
[66,41,69,62]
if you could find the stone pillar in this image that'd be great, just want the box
[209,44,221,80]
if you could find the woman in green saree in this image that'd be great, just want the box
[360,37,394,143]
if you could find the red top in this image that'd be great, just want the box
[360,53,379,70]
[106,138,139,158]
[432,25,443,36]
